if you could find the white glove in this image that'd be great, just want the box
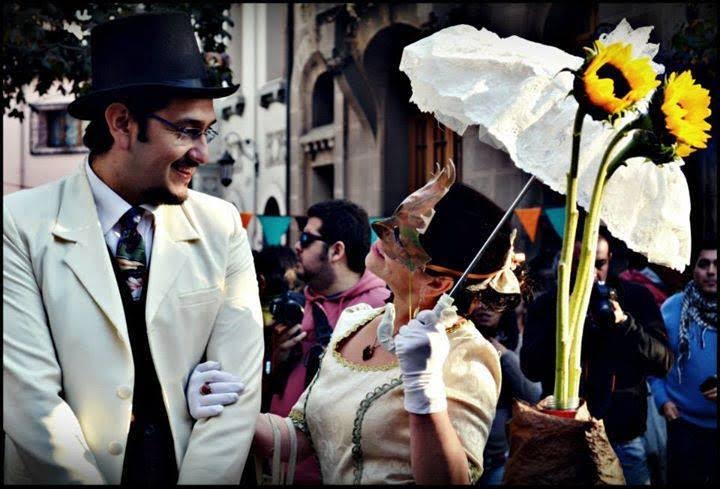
[186,360,245,420]
[394,309,450,414]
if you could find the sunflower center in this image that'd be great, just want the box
[597,63,632,99]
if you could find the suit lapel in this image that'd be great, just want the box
[145,203,200,326]
[53,166,129,343]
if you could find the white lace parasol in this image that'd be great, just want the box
[399,22,691,271]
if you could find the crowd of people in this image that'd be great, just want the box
[3,12,716,486]
[240,209,717,486]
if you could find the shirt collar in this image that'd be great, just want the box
[85,157,158,234]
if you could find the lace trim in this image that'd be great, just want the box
[444,317,468,335]
[351,376,404,484]
[331,310,399,371]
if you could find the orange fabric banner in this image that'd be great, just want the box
[240,211,254,229]
[515,207,542,242]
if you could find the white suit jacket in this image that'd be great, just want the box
[3,164,264,484]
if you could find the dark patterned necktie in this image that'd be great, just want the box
[115,207,147,301]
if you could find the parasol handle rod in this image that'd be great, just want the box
[448,175,536,298]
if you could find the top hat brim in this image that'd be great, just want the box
[67,82,239,120]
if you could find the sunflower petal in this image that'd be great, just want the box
[659,70,713,157]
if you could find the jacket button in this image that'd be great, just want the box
[117,386,132,400]
[108,441,124,455]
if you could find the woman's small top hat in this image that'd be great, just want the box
[68,12,238,119]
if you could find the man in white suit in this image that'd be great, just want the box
[3,13,264,484]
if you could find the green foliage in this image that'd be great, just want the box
[2,2,234,121]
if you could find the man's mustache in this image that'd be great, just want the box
[172,157,198,169]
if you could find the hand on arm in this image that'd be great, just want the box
[186,364,315,462]
[177,208,264,484]
[186,360,245,419]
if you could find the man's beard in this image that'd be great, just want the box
[301,258,336,293]
[141,185,187,206]
[139,157,196,206]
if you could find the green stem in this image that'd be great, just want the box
[553,108,585,409]
[566,119,641,400]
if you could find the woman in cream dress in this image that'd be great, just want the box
[188,172,526,484]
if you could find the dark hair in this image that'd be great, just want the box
[691,237,718,267]
[420,183,527,314]
[307,199,370,274]
[254,245,300,300]
[82,88,179,158]
[626,249,649,271]
[597,226,613,250]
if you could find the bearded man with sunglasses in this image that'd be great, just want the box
[520,228,672,485]
[266,199,390,484]
[3,14,263,484]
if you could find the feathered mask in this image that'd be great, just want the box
[371,159,456,271]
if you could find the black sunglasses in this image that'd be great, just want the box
[595,259,608,270]
[299,231,326,249]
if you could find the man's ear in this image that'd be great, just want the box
[328,241,346,264]
[104,102,134,150]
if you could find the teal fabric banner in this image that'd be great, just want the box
[257,216,292,246]
[544,207,566,240]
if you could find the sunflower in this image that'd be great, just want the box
[574,41,660,121]
[659,71,712,157]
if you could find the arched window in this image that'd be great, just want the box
[311,72,334,127]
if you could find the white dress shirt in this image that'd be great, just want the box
[85,158,158,264]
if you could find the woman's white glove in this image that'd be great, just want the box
[394,309,450,414]
[186,360,245,420]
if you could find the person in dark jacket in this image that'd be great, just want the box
[521,230,672,485]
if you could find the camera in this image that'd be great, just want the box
[590,282,618,328]
[268,291,305,327]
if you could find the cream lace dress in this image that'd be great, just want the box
[289,303,501,484]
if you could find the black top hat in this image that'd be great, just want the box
[68,12,238,119]
[420,183,511,275]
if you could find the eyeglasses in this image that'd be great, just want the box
[696,258,717,270]
[595,259,608,270]
[299,231,326,249]
[149,114,219,143]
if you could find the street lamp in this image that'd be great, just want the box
[216,132,259,189]
[217,150,235,187]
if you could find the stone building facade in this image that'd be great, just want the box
[286,2,712,264]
